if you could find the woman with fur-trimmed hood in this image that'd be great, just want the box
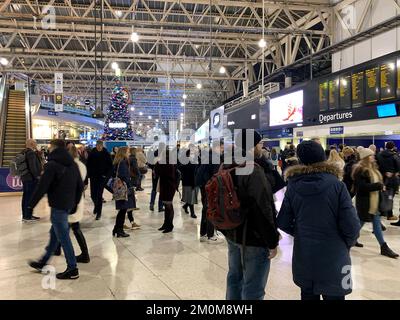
[277,140,360,300]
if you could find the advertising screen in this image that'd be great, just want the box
[269,90,303,127]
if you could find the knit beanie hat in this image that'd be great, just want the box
[358,147,374,160]
[297,140,326,165]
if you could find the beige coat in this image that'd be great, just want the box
[68,158,87,223]
[136,151,147,169]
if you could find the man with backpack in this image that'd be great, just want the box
[27,139,84,280]
[206,129,280,300]
[19,139,43,222]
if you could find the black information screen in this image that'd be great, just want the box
[319,81,328,111]
[339,74,351,109]
[380,61,396,101]
[352,71,364,108]
[365,66,379,104]
[329,78,339,110]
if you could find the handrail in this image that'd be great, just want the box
[25,80,32,139]
[0,74,8,166]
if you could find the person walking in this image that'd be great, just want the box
[376,141,400,221]
[342,147,358,198]
[125,147,141,230]
[148,147,164,212]
[135,147,147,191]
[277,140,361,300]
[112,147,135,238]
[179,148,198,219]
[352,147,399,258]
[270,148,279,171]
[328,149,345,172]
[20,139,43,222]
[54,145,91,263]
[87,140,112,220]
[195,141,223,243]
[224,130,280,301]
[155,148,177,233]
[27,139,84,280]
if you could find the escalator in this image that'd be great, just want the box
[0,77,31,168]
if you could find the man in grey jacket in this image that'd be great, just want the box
[21,139,43,222]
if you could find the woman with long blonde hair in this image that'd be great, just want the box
[352,147,398,258]
[328,149,345,171]
[112,146,134,238]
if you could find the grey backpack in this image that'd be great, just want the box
[10,151,29,177]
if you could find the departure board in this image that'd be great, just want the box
[380,61,396,100]
[339,74,351,109]
[328,79,339,110]
[319,81,328,111]
[365,66,379,103]
[352,71,364,108]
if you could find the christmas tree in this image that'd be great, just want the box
[103,79,133,140]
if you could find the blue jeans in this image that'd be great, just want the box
[22,179,38,219]
[150,176,163,210]
[41,208,77,270]
[361,214,385,246]
[226,239,271,300]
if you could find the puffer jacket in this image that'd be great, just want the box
[277,162,360,297]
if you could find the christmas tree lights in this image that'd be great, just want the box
[103,79,133,140]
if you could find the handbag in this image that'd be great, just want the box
[139,166,148,175]
[379,190,394,213]
[112,161,128,201]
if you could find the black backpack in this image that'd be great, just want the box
[10,151,29,177]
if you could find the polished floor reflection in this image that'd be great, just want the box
[0,176,400,300]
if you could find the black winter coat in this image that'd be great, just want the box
[179,162,198,187]
[87,148,113,178]
[222,164,280,249]
[377,150,400,174]
[343,155,358,198]
[277,162,360,297]
[29,148,84,212]
[353,167,383,222]
[21,148,43,183]
[155,163,177,202]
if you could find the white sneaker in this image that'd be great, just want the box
[207,236,223,244]
[200,235,208,242]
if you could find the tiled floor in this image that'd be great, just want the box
[0,177,400,300]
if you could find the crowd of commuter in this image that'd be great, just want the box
[14,132,400,300]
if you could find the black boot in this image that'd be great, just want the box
[112,228,130,238]
[56,268,79,280]
[28,260,46,272]
[381,223,387,231]
[355,242,364,248]
[391,220,400,227]
[189,205,197,219]
[158,224,167,231]
[182,204,189,214]
[381,243,399,259]
[73,227,90,263]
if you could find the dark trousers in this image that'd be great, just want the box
[22,179,38,219]
[55,222,89,257]
[301,287,345,301]
[127,210,134,223]
[115,209,127,232]
[41,209,77,270]
[90,176,106,218]
[163,202,174,229]
[150,176,163,210]
[200,187,214,238]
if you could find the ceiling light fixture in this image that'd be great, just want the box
[115,10,123,18]
[258,38,267,48]
[196,83,202,89]
[130,107,135,111]
[219,66,226,74]
[182,94,187,100]
[111,62,119,70]
[139,112,143,116]
[131,32,139,43]
[0,57,9,66]
[181,102,185,107]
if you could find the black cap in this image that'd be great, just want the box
[235,129,262,151]
[297,140,326,165]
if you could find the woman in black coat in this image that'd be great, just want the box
[277,141,361,300]
[124,148,141,230]
[112,146,134,238]
[352,147,398,259]
[342,147,358,198]
[179,149,198,219]
[155,149,177,233]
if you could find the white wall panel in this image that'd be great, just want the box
[354,39,372,65]
[372,29,397,59]
[371,0,396,25]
